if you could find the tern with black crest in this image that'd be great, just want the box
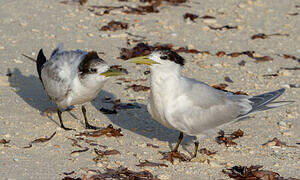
[128,49,293,158]
[36,43,124,130]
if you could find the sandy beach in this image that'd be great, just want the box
[0,0,299,179]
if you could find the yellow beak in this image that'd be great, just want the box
[100,67,125,77]
[127,55,160,65]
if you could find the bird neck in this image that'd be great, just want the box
[78,74,108,89]
[150,64,183,91]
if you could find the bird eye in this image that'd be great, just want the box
[161,55,168,60]
[90,68,97,73]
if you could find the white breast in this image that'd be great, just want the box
[147,67,182,130]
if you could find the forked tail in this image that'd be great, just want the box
[239,88,294,118]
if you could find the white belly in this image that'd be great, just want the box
[147,91,177,130]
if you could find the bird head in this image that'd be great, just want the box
[127,49,185,67]
[79,51,124,79]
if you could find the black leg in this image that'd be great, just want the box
[82,105,100,130]
[57,109,74,131]
[172,132,184,152]
[191,141,199,158]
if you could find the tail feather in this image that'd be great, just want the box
[256,101,294,111]
[36,49,47,83]
[238,88,293,118]
[247,88,286,113]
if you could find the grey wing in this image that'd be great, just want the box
[41,61,71,103]
[168,79,251,135]
[41,49,87,104]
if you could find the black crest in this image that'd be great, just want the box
[78,51,103,74]
[159,49,185,66]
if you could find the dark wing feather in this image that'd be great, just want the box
[36,49,47,83]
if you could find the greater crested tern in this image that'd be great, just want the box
[128,49,293,158]
[36,43,124,130]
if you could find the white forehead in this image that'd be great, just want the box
[149,51,163,60]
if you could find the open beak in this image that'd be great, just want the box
[100,67,125,77]
[127,55,160,65]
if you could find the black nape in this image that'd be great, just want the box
[78,51,103,74]
[159,50,185,66]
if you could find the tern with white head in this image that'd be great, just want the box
[128,49,293,158]
[36,43,124,130]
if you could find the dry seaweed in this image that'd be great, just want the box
[224,77,233,83]
[280,67,300,70]
[99,107,117,114]
[238,60,246,66]
[222,165,279,179]
[217,51,273,62]
[212,83,228,91]
[251,33,289,39]
[123,1,161,15]
[199,148,217,156]
[211,84,248,95]
[222,165,299,180]
[110,65,129,74]
[76,124,123,137]
[216,51,226,57]
[164,0,187,4]
[93,149,121,162]
[89,5,123,16]
[85,139,108,148]
[160,151,189,164]
[102,98,141,109]
[174,47,207,54]
[126,84,150,92]
[208,25,237,30]
[147,143,159,148]
[0,139,10,145]
[31,132,56,144]
[119,42,206,60]
[216,129,244,147]
[262,74,279,78]
[24,132,57,148]
[136,160,168,167]
[63,171,75,176]
[100,21,128,31]
[60,0,87,5]
[262,137,296,148]
[63,0,188,16]
[117,77,147,83]
[289,12,299,16]
[200,15,215,19]
[70,147,89,155]
[119,43,172,60]
[87,166,157,179]
[255,56,273,62]
[289,84,300,88]
[233,91,248,95]
[94,148,121,158]
[183,13,199,21]
[61,177,81,180]
[66,137,83,148]
[282,54,300,62]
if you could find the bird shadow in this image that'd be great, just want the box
[7,68,64,126]
[91,90,195,152]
